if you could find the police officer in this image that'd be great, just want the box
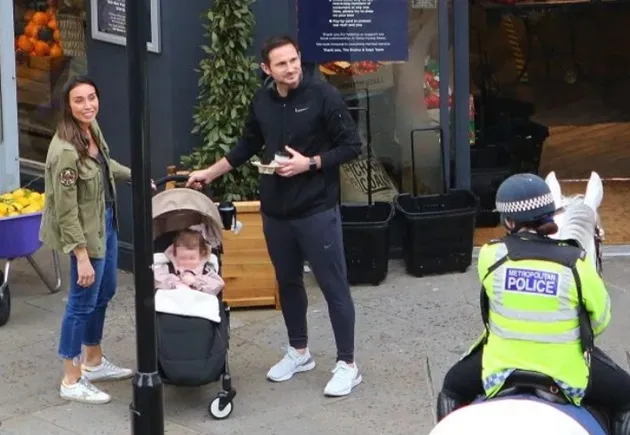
[436,173,630,434]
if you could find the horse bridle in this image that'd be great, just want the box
[555,204,605,275]
[594,225,604,275]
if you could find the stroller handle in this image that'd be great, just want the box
[153,174,214,197]
[154,174,190,188]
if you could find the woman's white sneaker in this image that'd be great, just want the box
[81,357,134,382]
[60,377,111,404]
[324,361,362,397]
[267,346,316,382]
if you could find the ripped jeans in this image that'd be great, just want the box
[58,206,118,360]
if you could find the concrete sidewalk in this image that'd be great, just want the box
[0,250,629,434]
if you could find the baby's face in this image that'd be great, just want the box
[175,247,202,271]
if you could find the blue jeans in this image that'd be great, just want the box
[58,206,118,360]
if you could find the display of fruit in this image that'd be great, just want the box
[14,0,63,59]
[0,188,46,219]
[319,60,384,77]
[422,57,476,145]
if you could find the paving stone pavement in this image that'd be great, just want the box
[0,249,628,435]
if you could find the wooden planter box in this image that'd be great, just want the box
[163,169,279,309]
[221,201,280,309]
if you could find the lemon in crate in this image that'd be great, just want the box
[0,186,60,328]
[0,187,45,218]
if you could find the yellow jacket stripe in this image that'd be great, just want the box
[484,243,581,344]
[477,237,612,405]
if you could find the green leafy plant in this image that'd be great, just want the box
[182,0,261,201]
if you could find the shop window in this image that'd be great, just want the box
[317,1,471,204]
[13,0,87,164]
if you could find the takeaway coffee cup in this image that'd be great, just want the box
[218,201,236,231]
[274,151,292,164]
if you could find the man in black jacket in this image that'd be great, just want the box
[187,35,363,397]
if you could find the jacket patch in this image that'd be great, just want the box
[504,268,559,296]
[59,168,78,187]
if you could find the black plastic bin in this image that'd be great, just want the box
[341,202,395,285]
[468,144,513,227]
[473,95,535,125]
[471,167,511,227]
[339,99,395,286]
[394,190,479,277]
[398,126,479,277]
[481,121,549,174]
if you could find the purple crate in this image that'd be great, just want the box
[0,212,43,259]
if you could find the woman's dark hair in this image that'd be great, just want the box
[508,215,558,236]
[57,75,101,160]
[532,220,559,237]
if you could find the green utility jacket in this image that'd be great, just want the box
[39,121,131,259]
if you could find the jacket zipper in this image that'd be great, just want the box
[281,102,288,217]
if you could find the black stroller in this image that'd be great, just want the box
[152,175,237,420]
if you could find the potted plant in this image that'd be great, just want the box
[181,0,279,309]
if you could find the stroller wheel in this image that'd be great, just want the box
[208,396,233,420]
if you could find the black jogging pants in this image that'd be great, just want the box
[262,206,356,363]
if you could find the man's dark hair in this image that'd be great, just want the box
[261,34,299,65]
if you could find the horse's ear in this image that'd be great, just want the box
[545,171,563,207]
[584,171,603,212]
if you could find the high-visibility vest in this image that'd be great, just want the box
[474,233,611,405]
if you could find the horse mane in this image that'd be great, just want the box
[559,194,598,258]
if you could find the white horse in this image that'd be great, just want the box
[429,171,607,435]
[546,171,605,273]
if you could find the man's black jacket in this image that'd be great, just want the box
[226,76,362,220]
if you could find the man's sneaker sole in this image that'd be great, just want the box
[324,373,363,397]
[267,360,316,382]
[82,369,134,383]
[60,391,111,405]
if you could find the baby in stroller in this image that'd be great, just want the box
[151,181,236,419]
[153,224,224,324]
[154,225,224,296]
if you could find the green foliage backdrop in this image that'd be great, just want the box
[182,0,261,201]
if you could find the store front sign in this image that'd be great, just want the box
[298,0,409,62]
[90,0,161,53]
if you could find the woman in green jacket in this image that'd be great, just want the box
[40,76,133,404]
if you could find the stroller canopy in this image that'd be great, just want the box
[152,188,223,249]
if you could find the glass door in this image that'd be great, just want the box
[0,0,20,193]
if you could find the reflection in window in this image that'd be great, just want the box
[13,0,87,164]
[318,1,474,203]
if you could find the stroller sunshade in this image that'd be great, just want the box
[152,188,223,249]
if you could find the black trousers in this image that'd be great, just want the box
[442,346,630,412]
[262,206,356,363]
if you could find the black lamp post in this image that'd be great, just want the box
[126,0,164,434]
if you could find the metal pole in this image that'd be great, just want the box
[126,0,164,433]
[437,0,451,192]
[453,0,471,190]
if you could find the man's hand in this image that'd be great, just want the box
[276,146,310,178]
[186,168,212,189]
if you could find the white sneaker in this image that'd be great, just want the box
[60,376,111,404]
[267,346,316,382]
[324,361,362,397]
[81,357,134,382]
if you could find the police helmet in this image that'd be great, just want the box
[495,173,557,224]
